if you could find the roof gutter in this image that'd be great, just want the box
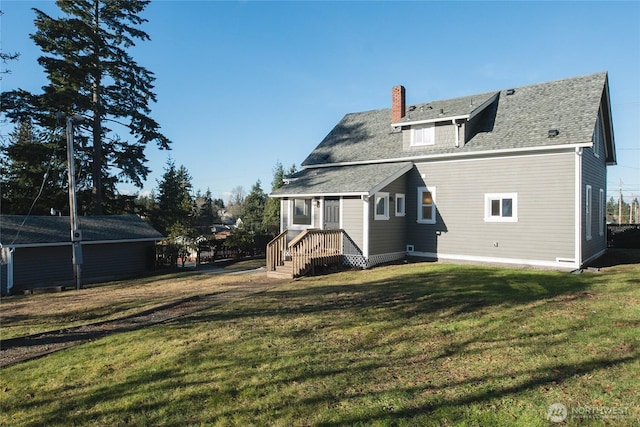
[3,237,163,249]
[391,114,469,128]
[270,191,368,199]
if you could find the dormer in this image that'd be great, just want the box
[391,85,499,150]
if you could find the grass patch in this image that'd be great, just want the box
[0,270,254,340]
[1,261,639,426]
[221,258,266,272]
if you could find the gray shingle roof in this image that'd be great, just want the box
[0,215,163,247]
[271,162,414,197]
[302,72,609,166]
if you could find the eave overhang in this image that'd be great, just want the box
[270,162,414,199]
[390,92,500,128]
[1,237,164,250]
[298,142,594,171]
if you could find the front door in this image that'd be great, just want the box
[324,198,340,229]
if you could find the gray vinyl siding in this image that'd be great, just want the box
[13,246,72,286]
[341,197,364,251]
[406,152,577,264]
[283,196,364,251]
[369,174,407,255]
[82,242,155,279]
[11,242,155,289]
[402,122,462,152]
[581,141,608,262]
[0,265,5,294]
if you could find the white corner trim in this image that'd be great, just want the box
[575,148,582,266]
[362,196,370,258]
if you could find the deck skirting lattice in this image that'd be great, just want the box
[342,252,406,269]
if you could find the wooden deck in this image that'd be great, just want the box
[266,229,347,279]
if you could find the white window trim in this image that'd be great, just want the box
[484,193,518,222]
[374,192,389,220]
[593,112,602,158]
[410,123,435,147]
[599,189,605,236]
[395,193,406,217]
[586,185,592,240]
[289,198,314,229]
[417,186,436,224]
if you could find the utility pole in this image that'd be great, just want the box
[66,115,84,290]
[619,179,623,225]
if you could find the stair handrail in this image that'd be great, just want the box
[266,229,288,272]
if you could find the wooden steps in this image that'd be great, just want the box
[266,260,294,279]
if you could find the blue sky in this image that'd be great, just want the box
[1,1,639,204]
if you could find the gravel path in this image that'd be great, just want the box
[0,279,278,368]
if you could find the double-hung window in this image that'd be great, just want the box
[292,199,312,225]
[592,113,603,158]
[374,192,389,220]
[484,193,518,222]
[410,123,435,147]
[395,193,406,216]
[417,187,436,224]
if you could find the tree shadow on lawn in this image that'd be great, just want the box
[151,266,639,423]
[11,265,637,426]
[189,265,597,323]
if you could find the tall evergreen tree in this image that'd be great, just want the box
[194,188,217,235]
[241,180,267,233]
[1,0,170,214]
[0,120,71,215]
[262,161,297,235]
[151,159,194,237]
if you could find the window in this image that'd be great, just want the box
[374,192,389,220]
[292,199,312,225]
[417,187,436,224]
[592,112,603,158]
[586,186,592,240]
[410,123,435,146]
[599,189,605,236]
[484,193,518,222]
[395,193,406,216]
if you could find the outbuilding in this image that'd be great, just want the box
[1,215,163,295]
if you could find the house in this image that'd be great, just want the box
[267,72,616,277]
[1,215,163,295]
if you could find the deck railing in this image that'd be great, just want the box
[290,229,343,277]
[266,229,351,277]
[266,230,288,272]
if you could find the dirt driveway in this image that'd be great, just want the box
[1,269,281,368]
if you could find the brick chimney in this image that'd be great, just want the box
[392,85,406,122]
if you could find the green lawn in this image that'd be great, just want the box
[1,259,638,426]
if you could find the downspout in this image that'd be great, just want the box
[575,148,583,268]
[453,120,460,148]
[362,194,370,266]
